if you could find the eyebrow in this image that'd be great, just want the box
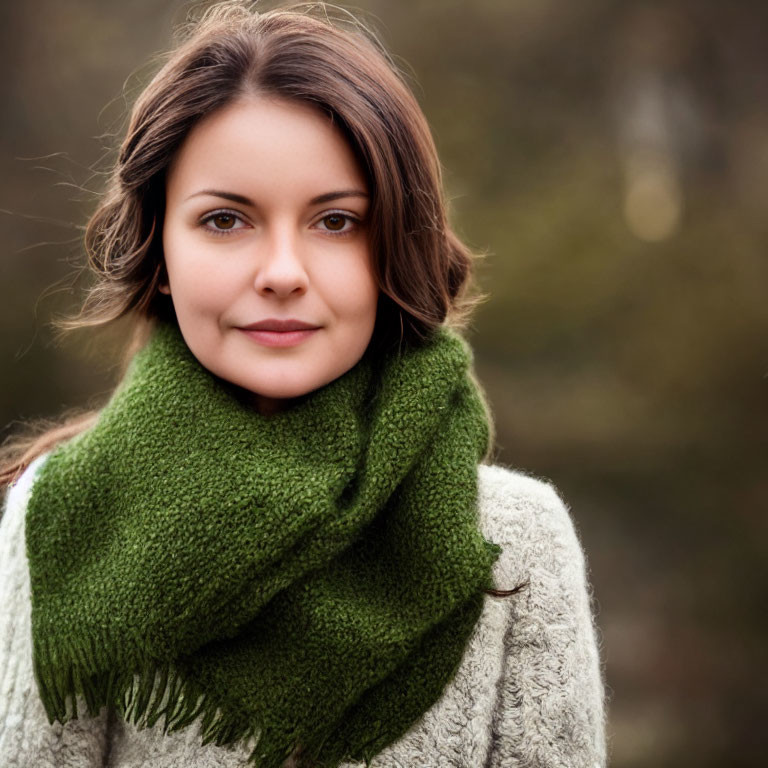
[185,189,369,206]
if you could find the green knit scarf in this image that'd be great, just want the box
[26,319,501,767]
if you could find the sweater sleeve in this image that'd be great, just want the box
[0,454,110,768]
[478,464,608,768]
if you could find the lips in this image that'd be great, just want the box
[237,320,320,349]
[239,318,320,332]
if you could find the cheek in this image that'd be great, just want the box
[177,264,236,308]
[325,257,379,322]
[163,230,237,312]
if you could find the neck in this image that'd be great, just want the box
[252,393,293,417]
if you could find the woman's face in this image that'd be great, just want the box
[161,94,379,415]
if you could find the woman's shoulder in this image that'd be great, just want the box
[0,452,50,603]
[1,452,50,530]
[477,461,584,551]
[476,461,596,611]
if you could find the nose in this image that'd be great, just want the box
[252,226,309,297]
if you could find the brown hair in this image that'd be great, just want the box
[1,1,498,500]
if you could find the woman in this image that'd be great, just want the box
[0,2,607,766]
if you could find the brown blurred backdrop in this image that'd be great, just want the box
[2,1,766,766]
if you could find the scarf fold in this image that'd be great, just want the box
[26,319,501,767]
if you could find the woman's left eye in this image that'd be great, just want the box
[315,212,360,236]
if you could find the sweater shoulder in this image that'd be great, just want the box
[477,461,586,560]
[1,452,49,541]
[476,461,600,647]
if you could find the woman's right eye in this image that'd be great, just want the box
[199,210,249,236]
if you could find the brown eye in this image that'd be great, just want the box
[323,214,346,231]
[213,214,236,230]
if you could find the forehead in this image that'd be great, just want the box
[166,95,367,199]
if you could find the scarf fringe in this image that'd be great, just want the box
[32,641,392,768]
[31,631,311,767]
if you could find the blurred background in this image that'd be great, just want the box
[1,0,766,765]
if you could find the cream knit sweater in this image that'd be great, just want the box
[0,454,607,767]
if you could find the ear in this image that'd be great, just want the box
[157,263,171,295]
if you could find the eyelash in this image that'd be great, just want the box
[198,208,362,238]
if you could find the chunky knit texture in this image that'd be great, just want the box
[24,320,501,768]
[1,456,608,767]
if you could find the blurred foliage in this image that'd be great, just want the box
[2,1,766,766]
